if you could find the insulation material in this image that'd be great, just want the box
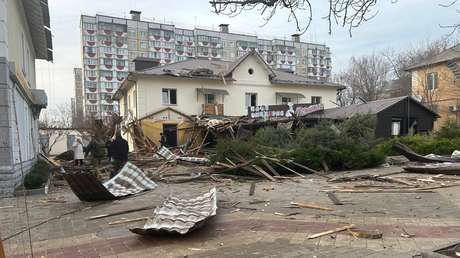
[130,188,217,235]
[63,162,157,202]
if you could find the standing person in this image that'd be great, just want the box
[110,131,129,178]
[73,137,84,166]
[159,133,166,147]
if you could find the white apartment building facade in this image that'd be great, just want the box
[80,11,332,121]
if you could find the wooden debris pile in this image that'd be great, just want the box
[325,171,460,193]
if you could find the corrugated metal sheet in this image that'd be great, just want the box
[62,162,157,202]
[130,188,217,235]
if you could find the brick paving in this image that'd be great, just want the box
[1,166,460,257]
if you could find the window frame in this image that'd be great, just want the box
[311,96,322,104]
[426,72,438,90]
[162,88,177,105]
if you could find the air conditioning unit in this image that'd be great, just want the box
[449,106,459,112]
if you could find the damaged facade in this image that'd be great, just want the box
[113,51,343,149]
[0,0,53,196]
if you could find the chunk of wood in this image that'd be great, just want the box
[290,202,334,211]
[307,224,355,239]
[326,192,343,205]
[290,161,331,179]
[274,212,301,217]
[347,228,382,239]
[249,182,256,196]
[108,217,149,225]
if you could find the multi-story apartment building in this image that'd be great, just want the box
[80,11,332,120]
[0,0,53,195]
[72,68,84,126]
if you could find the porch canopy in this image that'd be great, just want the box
[196,88,229,96]
[275,92,306,98]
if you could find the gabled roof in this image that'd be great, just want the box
[138,107,193,121]
[314,96,439,120]
[405,44,460,71]
[132,51,343,88]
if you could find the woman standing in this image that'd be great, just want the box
[73,137,84,166]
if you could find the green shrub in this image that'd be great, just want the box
[24,160,50,189]
[436,121,460,139]
[254,127,293,148]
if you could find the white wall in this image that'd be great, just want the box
[134,55,339,119]
[6,0,36,88]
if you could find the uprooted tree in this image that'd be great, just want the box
[210,0,380,36]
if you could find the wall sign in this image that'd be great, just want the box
[248,103,323,119]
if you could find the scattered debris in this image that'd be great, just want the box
[326,192,343,205]
[290,202,334,211]
[400,228,415,238]
[347,228,382,239]
[403,163,460,175]
[274,212,301,217]
[307,224,355,239]
[130,188,217,235]
[63,162,157,202]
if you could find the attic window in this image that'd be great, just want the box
[248,68,254,75]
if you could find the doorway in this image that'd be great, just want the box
[162,124,178,147]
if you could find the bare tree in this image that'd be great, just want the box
[382,38,453,97]
[210,0,385,36]
[338,53,391,103]
[39,103,74,155]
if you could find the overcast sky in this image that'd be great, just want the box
[36,0,459,109]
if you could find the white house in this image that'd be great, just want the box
[113,51,343,148]
[0,0,53,196]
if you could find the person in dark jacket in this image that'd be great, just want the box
[110,132,129,178]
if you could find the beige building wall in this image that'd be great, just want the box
[131,56,338,119]
[6,0,37,88]
[411,62,460,129]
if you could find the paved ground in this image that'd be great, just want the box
[1,165,460,258]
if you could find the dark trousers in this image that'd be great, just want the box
[74,159,83,166]
[110,160,127,178]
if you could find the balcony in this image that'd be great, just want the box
[202,104,224,116]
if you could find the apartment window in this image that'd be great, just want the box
[83,23,96,30]
[85,70,96,77]
[101,58,112,65]
[162,89,177,105]
[205,94,215,104]
[311,96,322,104]
[140,41,148,49]
[86,105,97,111]
[116,60,126,66]
[84,58,97,65]
[245,93,257,107]
[86,93,97,100]
[426,72,438,90]
[281,97,291,104]
[83,35,95,41]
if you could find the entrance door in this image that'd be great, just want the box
[163,124,178,147]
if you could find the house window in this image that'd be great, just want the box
[162,89,177,105]
[311,96,322,104]
[426,72,438,90]
[245,93,257,107]
[392,119,402,136]
[281,97,292,104]
[205,94,215,104]
[248,68,254,75]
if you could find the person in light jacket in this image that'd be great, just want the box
[73,137,84,166]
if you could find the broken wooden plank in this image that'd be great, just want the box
[275,162,306,178]
[249,182,256,196]
[290,202,334,211]
[307,224,355,239]
[252,165,276,182]
[326,192,343,205]
[289,161,331,179]
[108,217,149,225]
[261,159,280,176]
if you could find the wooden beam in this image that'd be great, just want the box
[307,224,355,239]
[0,232,5,258]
